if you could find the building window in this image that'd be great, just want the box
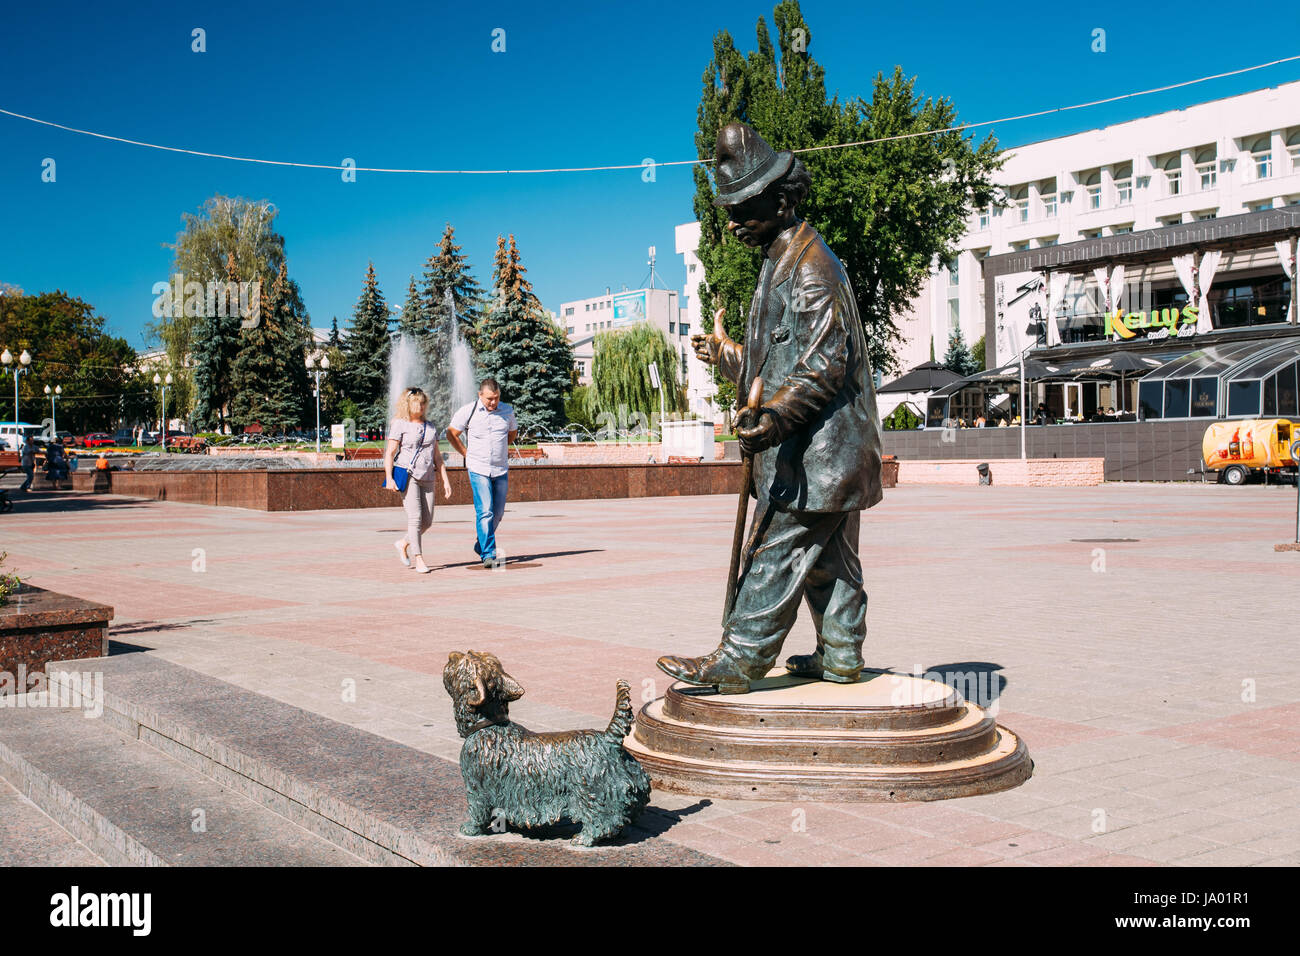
[1084,171,1101,209]
[1163,156,1181,196]
[1196,211,1217,221]
[978,207,990,230]
[668,322,675,334]
[566,326,574,335]
[1082,229,1102,239]
[946,257,959,287]
[1195,147,1217,189]
[1252,201,1274,213]
[585,304,590,312]
[1159,216,1182,228]
[679,324,689,336]
[1112,224,1133,235]
[1250,136,1272,180]
[1114,164,1133,205]
[947,298,960,331]
[1039,177,1057,218]
[1011,241,1029,251]
[1287,130,1300,168]
[1039,237,1058,247]
[688,264,696,274]
[1011,186,1028,222]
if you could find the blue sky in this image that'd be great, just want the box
[2,0,1297,350]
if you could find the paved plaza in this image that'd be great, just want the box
[3,479,1299,866]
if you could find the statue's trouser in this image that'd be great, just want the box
[721,497,866,679]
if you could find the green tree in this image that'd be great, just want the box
[585,322,686,429]
[692,0,1002,396]
[0,287,148,434]
[971,334,986,371]
[340,263,391,431]
[148,196,287,431]
[414,225,486,426]
[229,263,311,434]
[942,326,979,377]
[476,235,573,435]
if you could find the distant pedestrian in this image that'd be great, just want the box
[446,378,517,568]
[384,387,452,575]
[18,439,35,492]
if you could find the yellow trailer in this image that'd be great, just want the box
[1202,419,1299,485]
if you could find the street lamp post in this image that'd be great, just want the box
[153,372,173,450]
[44,384,61,435]
[306,354,330,452]
[2,349,32,444]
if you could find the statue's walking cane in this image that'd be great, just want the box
[724,373,764,626]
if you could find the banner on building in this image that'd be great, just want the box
[612,291,647,328]
[993,270,1043,362]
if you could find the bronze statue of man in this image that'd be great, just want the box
[658,122,884,694]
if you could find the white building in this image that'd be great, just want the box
[902,80,1300,372]
[557,285,689,391]
[674,222,721,417]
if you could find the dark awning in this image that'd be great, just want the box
[878,361,966,394]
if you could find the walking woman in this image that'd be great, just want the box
[384,387,452,574]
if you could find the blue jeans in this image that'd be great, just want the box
[468,471,508,559]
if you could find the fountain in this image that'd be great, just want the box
[447,289,477,409]
[387,332,432,424]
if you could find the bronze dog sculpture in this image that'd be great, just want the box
[443,650,651,846]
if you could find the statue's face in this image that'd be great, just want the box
[725,186,790,249]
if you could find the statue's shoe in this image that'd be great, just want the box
[656,649,751,694]
[784,652,861,684]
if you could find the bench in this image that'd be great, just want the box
[667,456,705,464]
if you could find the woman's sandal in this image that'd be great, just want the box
[394,539,411,568]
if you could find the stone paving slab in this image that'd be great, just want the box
[3,483,1300,865]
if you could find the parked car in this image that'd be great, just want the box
[55,430,76,446]
[80,433,116,448]
[113,429,136,445]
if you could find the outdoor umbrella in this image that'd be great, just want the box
[877,361,965,394]
[1067,352,1166,412]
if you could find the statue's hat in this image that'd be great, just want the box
[712,122,794,207]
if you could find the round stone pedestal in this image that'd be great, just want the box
[625,670,1031,801]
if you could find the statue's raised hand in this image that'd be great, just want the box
[691,306,733,366]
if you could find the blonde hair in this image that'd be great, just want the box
[399,387,428,421]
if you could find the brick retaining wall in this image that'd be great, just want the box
[103,462,744,511]
[897,458,1105,486]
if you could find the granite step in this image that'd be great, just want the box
[0,700,367,866]
[0,776,105,867]
[38,653,725,867]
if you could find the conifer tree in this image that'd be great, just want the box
[340,263,392,431]
[414,225,486,425]
[476,235,573,434]
[229,262,310,434]
[942,326,979,377]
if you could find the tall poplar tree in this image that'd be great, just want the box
[692,0,1002,396]
[150,196,286,430]
[476,235,573,435]
[340,263,392,431]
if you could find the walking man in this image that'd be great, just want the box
[446,378,517,568]
[657,122,884,694]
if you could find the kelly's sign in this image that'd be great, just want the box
[1106,305,1199,340]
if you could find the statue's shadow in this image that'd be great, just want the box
[914,661,1008,710]
[502,799,712,848]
